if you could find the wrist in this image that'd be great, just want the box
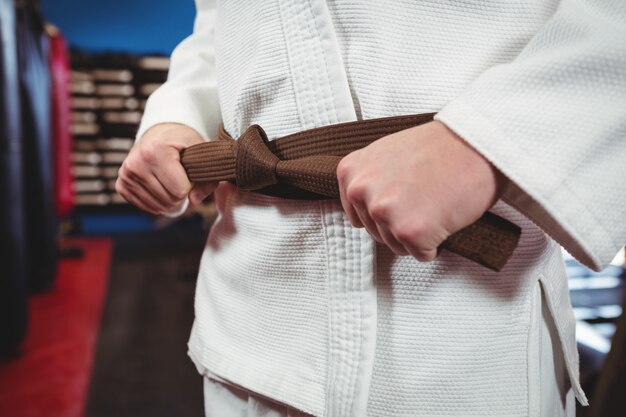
[433,120,506,204]
[140,122,205,150]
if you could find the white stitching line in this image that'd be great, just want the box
[277,0,310,130]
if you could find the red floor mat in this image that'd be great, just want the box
[0,238,113,417]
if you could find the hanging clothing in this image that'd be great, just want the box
[16,0,57,293]
[138,0,626,416]
[48,25,73,219]
[0,0,28,354]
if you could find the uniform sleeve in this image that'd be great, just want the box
[136,0,219,142]
[435,0,626,271]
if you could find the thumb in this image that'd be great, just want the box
[188,182,218,207]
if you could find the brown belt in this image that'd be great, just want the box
[180,114,521,271]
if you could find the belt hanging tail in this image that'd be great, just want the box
[180,114,521,271]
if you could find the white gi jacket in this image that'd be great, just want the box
[137,1,626,416]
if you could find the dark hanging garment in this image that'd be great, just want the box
[48,26,73,218]
[16,0,58,293]
[0,0,29,355]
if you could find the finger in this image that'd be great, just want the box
[117,187,160,215]
[405,246,438,263]
[354,205,383,242]
[143,175,184,207]
[119,178,168,214]
[189,182,218,206]
[118,168,175,212]
[396,224,443,263]
[126,178,174,213]
[337,154,366,228]
[152,157,193,202]
[338,181,363,228]
[377,225,410,256]
[120,155,188,208]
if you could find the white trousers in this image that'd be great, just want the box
[203,285,576,417]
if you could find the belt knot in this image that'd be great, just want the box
[234,124,341,196]
[235,125,280,190]
[179,114,522,272]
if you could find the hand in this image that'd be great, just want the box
[116,123,217,215]
[337,120,505,261]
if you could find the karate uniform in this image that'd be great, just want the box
[137,0,626,416]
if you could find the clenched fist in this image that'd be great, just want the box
[337,120,505,262]
[116,123,217,215]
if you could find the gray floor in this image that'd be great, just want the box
[85,224,208,417]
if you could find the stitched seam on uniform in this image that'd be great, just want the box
[332,212,343,417]
[344,224,356,417]
[323,202,341,417]
[347,226,364,416]
[307,0,339,126]
[342,224,354,417]
[291,3,315,127]
[540,274,580,384]
[293,0,317,129]
[304,0,328,126]
[342,219,352,417]
[538,276,572,360]
[338,218,348,417]
[539,274,587,404]
[276,0,308,131]
[320,200,333,417]
[330,209,338,417]
[527,280,540,417]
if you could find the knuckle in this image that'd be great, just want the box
[122,158,139,177]
[336,157,353,181]
[346,180,367,205]
[393,221,439,263]
[394,222,426,245]
[393,226,421,244]
[139,142,158,164]
[369,200,391,223]
[394,227,415,244]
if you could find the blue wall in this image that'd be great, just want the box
[40,0,196,55]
